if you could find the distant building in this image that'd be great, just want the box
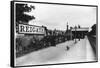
[71,27,89,39]
[65,23,73,40]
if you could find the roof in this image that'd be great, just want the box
[71,28,89,31]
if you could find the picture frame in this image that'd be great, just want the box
[11,1,98,67]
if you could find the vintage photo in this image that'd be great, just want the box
[11,1,98,67]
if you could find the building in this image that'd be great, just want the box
[71,27,89,39]
[65,22,89,40]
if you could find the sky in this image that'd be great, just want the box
[22,2,97,30]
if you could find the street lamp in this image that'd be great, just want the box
[70,27,72,40]
[75,26,77,43]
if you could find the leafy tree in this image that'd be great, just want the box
[91,24,96,31]
[89,24,96,35]
[16,3,35,24]
[78,25,81,28]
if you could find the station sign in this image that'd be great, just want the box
[18,24,45,34]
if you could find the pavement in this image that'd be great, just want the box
[15,36,96,66]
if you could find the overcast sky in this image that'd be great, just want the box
[22,2,97,30]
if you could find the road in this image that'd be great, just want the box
[15,36,96,66]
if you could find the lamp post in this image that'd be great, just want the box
[75,26,77,43]
[70,27,72,40]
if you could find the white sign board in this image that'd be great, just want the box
[18,24,45,34]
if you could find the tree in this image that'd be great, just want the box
[91,24,96,31]
[16,3,35,24]
[89,24,96,35]
[78,25,81,28]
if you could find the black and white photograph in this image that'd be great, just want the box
[11,1,98,67]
